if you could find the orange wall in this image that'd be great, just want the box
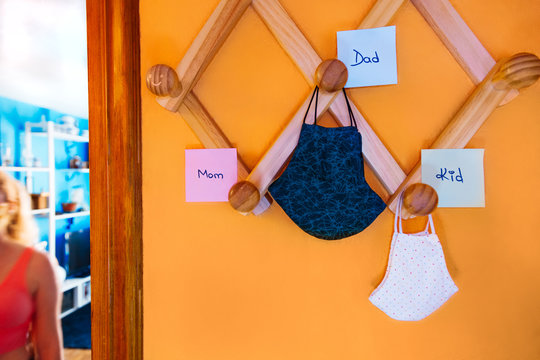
[141,1,540,359]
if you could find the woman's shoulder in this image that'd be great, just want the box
[26,248,61,294]
[28,248,52,267]
[8,243,49,266]
[29,249,58,278]
[1,240,44,257]
[1,239,26,252]
[0,241,30,267]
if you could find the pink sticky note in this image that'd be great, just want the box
[185,148,237,202]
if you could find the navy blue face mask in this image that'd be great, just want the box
[269,87,386,240]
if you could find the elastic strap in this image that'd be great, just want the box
[342,88,358,128]
[394,192,404,233]
[302,86,320,125]
[426,214,436,234]
[314,86,319,124]
[302,87,358,128]
[394,192,436,234]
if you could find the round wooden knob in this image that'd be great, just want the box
[315,59,348,92]
[146,64,182,97]
[493,53,540,90]
[402,183,438,216]
[228,181,260,214]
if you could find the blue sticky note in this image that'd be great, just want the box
[337,26,397,88]
[421,149,485,207]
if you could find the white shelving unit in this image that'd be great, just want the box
[24,121,90,254]
[30,208,51,216]
[19,119,90,317]
[0,166,50,172]
[57,168,90,173]
[60,275,91,318]
[55,210,91,220]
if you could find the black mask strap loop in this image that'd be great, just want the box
[302,86,320,125]
[342,88,358,128]
[303,87,357,128]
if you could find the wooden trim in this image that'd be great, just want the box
[87,0,143,359]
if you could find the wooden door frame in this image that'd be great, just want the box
[87,0,143,359]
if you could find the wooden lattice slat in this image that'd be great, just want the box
[410,0,519,104]
[160,0,252,112]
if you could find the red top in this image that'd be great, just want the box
[0,247,35,354]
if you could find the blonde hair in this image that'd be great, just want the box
[0,171,38,245]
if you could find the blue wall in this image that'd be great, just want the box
[0,96,90,267]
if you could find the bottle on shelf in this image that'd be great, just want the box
[2,146,12,166]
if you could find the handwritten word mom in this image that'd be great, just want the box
[351,50,380,66]
[435,168,463,183]
[198,169,224,179]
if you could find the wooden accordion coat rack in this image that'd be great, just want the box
[146,0,540,218]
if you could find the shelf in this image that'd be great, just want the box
[0,166,49,172]
[60,275,91,319]
[55,210,90,220]
[22,120,90,290]
[57,168,90,173]
[62,275,91,292]
[60,307,79,319]
[31,208,51,216]
[32,131,88,143]
[54,133,89,142]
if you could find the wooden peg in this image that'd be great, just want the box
[315,59,348,92]
[402,183,438,216]
[228,180,261,214]
[146,64,182,97]
[492,53,540,90]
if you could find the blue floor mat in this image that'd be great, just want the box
[61,304,91,349]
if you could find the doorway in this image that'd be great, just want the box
[87,0,143,359]
[0,0,143,359]
[0,0,93,357]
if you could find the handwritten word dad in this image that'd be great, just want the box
[351,50,380,66]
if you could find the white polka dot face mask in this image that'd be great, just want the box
[369,196,458,321]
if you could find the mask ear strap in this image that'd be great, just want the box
[394,193,404,233]
[342,88,358,128]
[313,86,319,124]
[302,86,319,125]
[427,214,436,234]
